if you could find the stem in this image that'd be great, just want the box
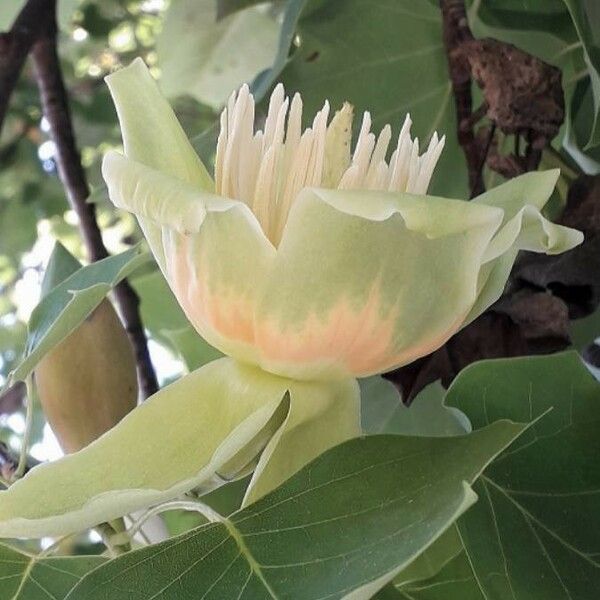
[38,533,74,557]
[95,521,131,556]
[123,500,222,545]
[14,377,34,480]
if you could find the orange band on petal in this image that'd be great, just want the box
[255,286,394,378]
[169,236,259,353]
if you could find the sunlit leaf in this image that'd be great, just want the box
[7,246,149,387]
[157,0,280,109]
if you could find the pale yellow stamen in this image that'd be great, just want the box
[215,83,445,245]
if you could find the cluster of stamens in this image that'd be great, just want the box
[215,83,445,245]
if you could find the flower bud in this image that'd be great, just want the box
[35,298,138,453]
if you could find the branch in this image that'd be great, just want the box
[0,0,158,398]
[439,0,484,197]
[30,18,159,398]
[0,0,54,130]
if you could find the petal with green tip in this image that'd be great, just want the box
[104,57,213,272]
[464,170,584,324]
[0,359,287,538]
[102,152,275,367]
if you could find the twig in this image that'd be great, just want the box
[0,0,158,398]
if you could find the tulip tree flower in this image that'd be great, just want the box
[0,58,582,538]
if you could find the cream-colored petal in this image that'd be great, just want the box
[0,359,287,538]
[105,58,212,188]
[244,377,360,505]
[105,58,213,270]
[252,188,504,380]
[465,170,584,324]
[102,152,276,366]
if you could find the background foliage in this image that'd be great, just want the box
[0,0,599,598]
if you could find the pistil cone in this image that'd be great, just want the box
[35,299,138,453]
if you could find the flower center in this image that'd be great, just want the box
[215,84,445,246]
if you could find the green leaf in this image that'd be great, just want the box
[164,326,224,371]
[0,1,22,29]
[564,78,600,174]
[131,268,189,335]
[157,0,280,109]
[0,0,80,31]
[477,0,566,17]
[7,246,149,387]
[393,526,464,588]
[0,542,105,600]
[39,242,82,298]
[361,376,470,436]
[216,0,274,20]
[447,352,600,598]
[395,548,484,599]
[563,0,600,149]
[68,422,527,599]
[273,0,466,197]
[252,0,309,99]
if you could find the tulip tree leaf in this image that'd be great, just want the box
[7,246,149,387]
[0,542,105,600]
[274,0,466,198]
[393,549,484,599]
[39,243,82,298]
[446,352,600,598]
[562,0,600,149]
[252,0,309,98]
[393,525,464,589]
[157,0,280,109]
[216,0,271,20]
[361,376,470,437]
[68,421,528,600]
